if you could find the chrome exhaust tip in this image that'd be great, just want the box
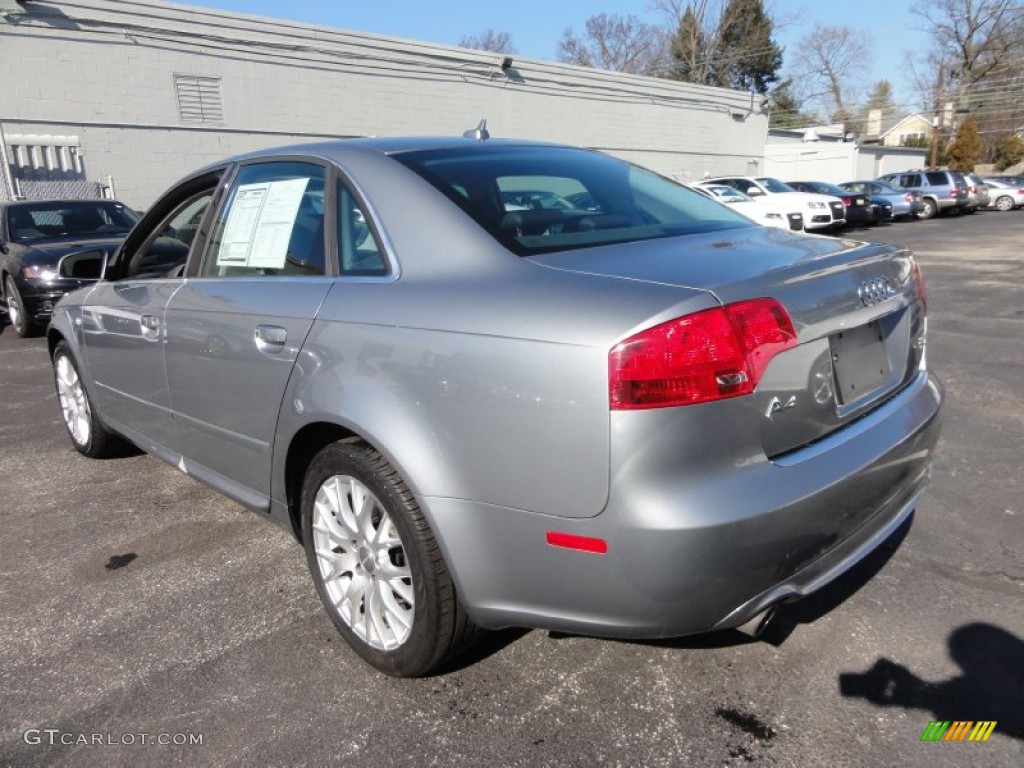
[734,607,777,638]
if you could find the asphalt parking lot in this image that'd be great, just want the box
[1,210,1022,767]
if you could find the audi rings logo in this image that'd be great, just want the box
[858,277,894,307]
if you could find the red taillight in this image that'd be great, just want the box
[842,196,853,206]
[609,298,797,410]
[904,193,913,203]
[949,188,957,198]
[546,531,608,554]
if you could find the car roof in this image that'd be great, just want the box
[180,136,583,184]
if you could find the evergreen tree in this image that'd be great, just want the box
[665,0,781,93]
[993,134,1024,171]
[669,7,708,84]
[945,116,983,171]
[768,79,820,128]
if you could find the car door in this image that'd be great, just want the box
[162,159,334,501]
[81,174,221,451]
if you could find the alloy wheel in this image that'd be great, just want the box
[55,354,92,447]
[311,474,414,651]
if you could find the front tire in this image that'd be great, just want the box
[53,341,125,458]
[301,441,477,676]
[5,276,36,337]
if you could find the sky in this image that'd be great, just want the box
[176,0,932,114]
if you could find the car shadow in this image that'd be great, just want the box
[839,623,1024,740]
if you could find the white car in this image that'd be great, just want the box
[705,176,845,231]
[692,183,804,231]
[982,178,1024,211]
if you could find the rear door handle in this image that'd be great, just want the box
[140,314,160,339]
[254,324,287,352]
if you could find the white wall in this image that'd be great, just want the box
[763,142,928,183]
[1,0,769,208]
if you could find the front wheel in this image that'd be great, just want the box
[301,441,478,676]
[4,276,36,337]
[53,341,125,458]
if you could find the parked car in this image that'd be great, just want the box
[48,137,942,677]
[703,176,846,231]
[840,180,924,220]
[1,199,138,336]
[691,183,804,231]
[963,173,991,213]
[786,181,876,226]
[876,169,969,219]
[981,178,1024,211]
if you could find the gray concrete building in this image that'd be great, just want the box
[1,0,771,208]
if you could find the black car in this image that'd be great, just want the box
[0,199,138,336]
[787,181,878,226]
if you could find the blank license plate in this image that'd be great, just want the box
[830,321,890,404]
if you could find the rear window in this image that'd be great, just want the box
[392,146,753,255]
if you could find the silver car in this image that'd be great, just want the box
[48,138,943,677]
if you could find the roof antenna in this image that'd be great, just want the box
[463,119,489,141]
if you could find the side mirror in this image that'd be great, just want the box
[58,249,108,280]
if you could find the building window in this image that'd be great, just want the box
[898,132,926,145]
[174,75,224,124]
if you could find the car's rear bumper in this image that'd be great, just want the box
[427,371,942,638]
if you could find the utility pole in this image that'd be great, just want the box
[929,63,945,167]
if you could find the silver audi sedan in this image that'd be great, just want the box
[48,137,943,677]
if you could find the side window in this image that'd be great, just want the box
[202,161,326,277]
[124,192,214,279]
[926,172,948,186]
[337,182,387,276]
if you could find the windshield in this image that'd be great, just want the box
[393,146,754,256]
[755,177,797,193]
[702,185,752,203]
[6,200,138,244]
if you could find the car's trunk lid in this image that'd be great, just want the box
[530,227,926,457]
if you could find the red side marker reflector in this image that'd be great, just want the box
[546,531,608,554]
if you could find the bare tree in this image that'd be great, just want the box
[911,0,1024,162]
[557,13,669,75]
[789,25,872,130]
[458,30,517,54]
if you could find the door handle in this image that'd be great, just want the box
[140,314,160,340]
[254,324,287,352]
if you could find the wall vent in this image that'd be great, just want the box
[174,75,224,124]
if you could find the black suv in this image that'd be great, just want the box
[876,169,969,219]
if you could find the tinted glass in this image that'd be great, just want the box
[755,177,797,193]
[926,172,950,185]
[394,146,753,256]
[125,192,213,279]
[203,161,327,277]
[338,182,387,276]
[6,200,137,243]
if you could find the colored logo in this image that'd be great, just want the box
[920,721,997,742]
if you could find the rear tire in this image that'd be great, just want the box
[5,276,37,338]
[301,441,478,676]
[53,341,125,458]
[995,195,1014,212]
[917,198,937,219]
